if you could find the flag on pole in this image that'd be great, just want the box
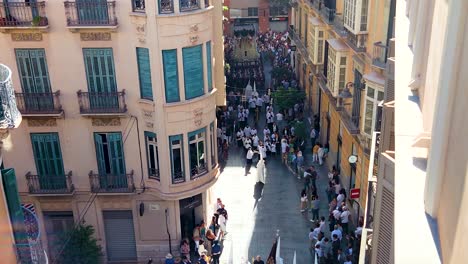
[266,238,277,264]
[275,236,281,264]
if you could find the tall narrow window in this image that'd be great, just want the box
[206,41,213,92]
[210,122,216,168]
[132,0,145,12]
[189,128,207,179]
[145,132,160,180]
[30,133,66,190]
[94,132,127,189]
[247,7,258,16]
[362,85,384,136]
[136,48,153,100]
[158,0,174,14]
[162,49,180,103]
[169,135,185,183]
[182,45,204,100]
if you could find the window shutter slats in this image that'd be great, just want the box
[136,48,153,100]
[183,45,204,99]
[162,49,180,102]
[206,42,213,92]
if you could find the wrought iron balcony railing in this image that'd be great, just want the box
[0,64,22,130]
[89,170,135,193]
[320,6,335,24]
[311,0,322,12]
[332,14,347,38]
[0,1,48,27]
[372,42,388,69]
[26,171,74,195]
[132,0,145,12]
[149,168,160,181]
[180,0,200,12]
[77,90,127,115]
[191,163,208,180]
[159,0,174,14]
[345,31,367,52]
[64,1,117,27]
[172,170,185,184]
[15,91,63,116]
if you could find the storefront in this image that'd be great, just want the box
[179,194,204,240]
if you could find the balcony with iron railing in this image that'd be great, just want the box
[159,0,175,14]
[319,6,335,24]
[26,171,74,195]
[191,163,208,180]
[344,29,367,52]
[15,91,63,117]
[89,170,135,193]
[0,1,48,30]
[311,0,322,12]
[0,64,22,130]
[77,90,127,116]
[372,42,388,69]
[64,1,117,29]
[332,14,348,38]
[180,0,201,12]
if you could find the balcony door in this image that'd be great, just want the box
[83,48,118,110]
[94,132,127,189]
[30,133,66,190]
[76,0,109,25]
[15,49,54,112]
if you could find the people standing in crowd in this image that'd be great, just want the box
[180,239,190,260]
[253,255,265,264]
[312,143,320,163]
[211,240,221,264]
[310,195,320,222]
[301,189,308,213]
[245,147,257,176]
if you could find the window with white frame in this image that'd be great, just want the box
[169,135,184,184]
[362,85,384,136]
[327,46,347,97]
[317,30,324,64]
[189,128,207,178]
[344,0,369,34]
[309,27,316,62]
[210,122,216,168]
[145,132,160,180]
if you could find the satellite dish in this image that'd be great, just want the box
[348,155,358,164]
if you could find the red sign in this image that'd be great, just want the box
[350,188,360,199]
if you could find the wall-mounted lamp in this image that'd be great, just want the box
[139,202,145,217]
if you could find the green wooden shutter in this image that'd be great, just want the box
[162,49,180,103]
[206,42,213,92]
[1,169,28,243]
[94,133,107,176]
[136,48,153,100]
[182,45,204,99]
[31,133,66,190]
[76,0,109,25]
[108,133,127,188]
[83,48,117,93]
[15,49,51,93]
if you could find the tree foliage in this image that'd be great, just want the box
[293,120,307,140]
[271,86,306,112]
[55,224,102,264]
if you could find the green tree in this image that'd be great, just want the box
[55,224,102,264]
[293,120,307,140]
[271,86,306,112]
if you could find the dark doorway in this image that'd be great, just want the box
[179,194,203,241]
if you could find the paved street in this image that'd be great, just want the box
[212,117,331,264]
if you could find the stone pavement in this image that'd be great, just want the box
[211,114,333,264]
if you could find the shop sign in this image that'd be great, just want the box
[350,188,360,199]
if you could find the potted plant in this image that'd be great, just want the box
[31,16,48,26]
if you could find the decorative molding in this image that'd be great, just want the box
[189,35,199,44]
[193,108,203,127]
[135,23,146,43]
[27,118,57,127]
[11,33,42,41]
[80,32,111,41]
[91,118,121,126]
[190,24,199,32]
[145,122,154,128]
[141,109,154,119]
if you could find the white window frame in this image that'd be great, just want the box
[189,129,207,178]
[344,0,369,34]
[362,84,384,137]
[145,133,160,180]
[170,135,185,184]
[327,46,348,97]
[309,26,316,62]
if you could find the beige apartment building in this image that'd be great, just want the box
[290,0,395,222]
[0,0,225,262]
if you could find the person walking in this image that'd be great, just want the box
[245,147,256,176]
[211,240,221,264]
[253,256,265,264]
[256,159,266,184]
[340,207,351,234]
[312,143,320,163]
[318,144,325,166]
[310,195,320,221]
[300,189,308,213]
[310,128,317,147]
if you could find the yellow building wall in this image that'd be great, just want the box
[0,184,16,264]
